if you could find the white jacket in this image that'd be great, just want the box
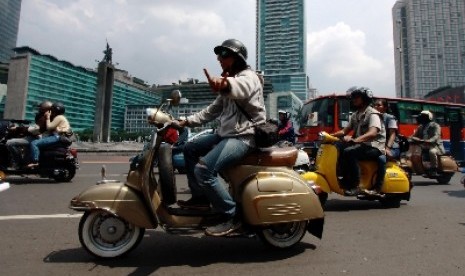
[187,68,266,139]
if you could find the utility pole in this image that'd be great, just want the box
[397,19,404,98]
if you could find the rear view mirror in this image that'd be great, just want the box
[170,90,182,106]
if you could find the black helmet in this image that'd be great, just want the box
[214,39,248,62]
[347,86,373,103]
[51,102,65,115]
[37,100,53,113]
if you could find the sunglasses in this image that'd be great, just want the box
[218,50,234,59]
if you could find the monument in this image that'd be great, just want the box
[93,42,115,142]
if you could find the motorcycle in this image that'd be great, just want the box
[301,132,411,208]
[400,138,458,184]
[69,92,325,258]
[0,120,79,182]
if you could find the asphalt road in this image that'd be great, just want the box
[0,154,464,275]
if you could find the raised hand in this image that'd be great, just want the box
[204,68,229,92]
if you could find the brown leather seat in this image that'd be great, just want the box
[242,147,298,167]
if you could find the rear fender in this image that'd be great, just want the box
[70,182,155,229]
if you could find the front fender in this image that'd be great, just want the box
[70,182,155,229]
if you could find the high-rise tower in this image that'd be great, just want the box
[0,0,22,63]
[393,0,465,99]
[256,0,308,101]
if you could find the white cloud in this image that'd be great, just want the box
[308,22,395,96]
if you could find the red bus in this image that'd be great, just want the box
[297,94,465,162]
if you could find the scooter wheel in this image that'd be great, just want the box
[78,210,145,258]
[258,220,308,249]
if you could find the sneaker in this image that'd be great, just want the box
[344,187,360,197]
[205,217,242,237]
[364,189,382,196]
[177,197,210,211]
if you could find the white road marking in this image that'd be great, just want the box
[0,214,83,221]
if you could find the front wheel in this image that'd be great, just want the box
[78,210,145,258]
[257,221,308,249]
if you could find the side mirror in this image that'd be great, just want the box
[170,90,182,106]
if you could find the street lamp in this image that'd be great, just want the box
[397,19,404,98]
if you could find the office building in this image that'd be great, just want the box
[0,0,22,63]
[393,0,465,99]
[4,46,160,131]
[256,0,309,101]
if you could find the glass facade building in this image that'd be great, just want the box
[4,47,160,131]
[393,0,465,99]
[256,0,308,101]
[0,0,22,63]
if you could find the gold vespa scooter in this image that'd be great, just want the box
[301,132,411,208]
[400,138,458,184]
[70,92,325,258]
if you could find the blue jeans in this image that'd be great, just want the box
[183,133,252,216]
[30,134,60,163]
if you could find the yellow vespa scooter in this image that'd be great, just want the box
[302,132,411,208]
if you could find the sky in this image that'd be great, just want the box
[17,0,399,97]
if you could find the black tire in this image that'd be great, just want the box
[157,143,177,205]
[380,197,401,208]
[257,221,308,249]
[436,173,454,184]
[318,192,328,206]
[78,210,145,258]
[52,165,76,182]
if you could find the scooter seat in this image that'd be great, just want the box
[242,147,298,167]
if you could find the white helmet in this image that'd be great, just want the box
[420,110,433,120]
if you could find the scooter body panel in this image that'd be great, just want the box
[70,182,155,229]
[239,171,324,225]
[381,162,411,194]
[313,144,342,193]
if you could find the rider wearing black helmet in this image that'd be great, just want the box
[28,102,71,168]
[330,87,386,196]
[173,38,266,236]
[5,100,52,169]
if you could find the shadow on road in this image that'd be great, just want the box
[6,177,60,185]
[323,199,405,212]
[442,189,465,198]
[43,231,316,274]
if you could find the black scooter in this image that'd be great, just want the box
[0,120,79,182]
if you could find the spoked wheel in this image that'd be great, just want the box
[258,221,308,249]
[78,210,145,258]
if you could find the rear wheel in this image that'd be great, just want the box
[318,192,328,206]
[52,165,76,182]
[436,173,454,184]
[79,210,145,258]
[379,197,401,208]
[258,221,308,249]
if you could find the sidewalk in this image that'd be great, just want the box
[72,141,144,155]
